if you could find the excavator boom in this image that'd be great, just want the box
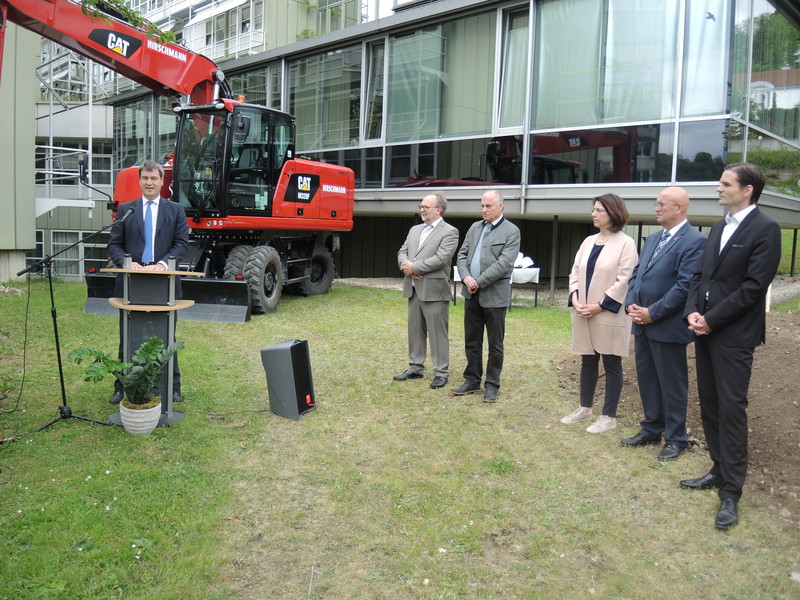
[0,0,221,103]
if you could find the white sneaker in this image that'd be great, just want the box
[560,406,593,424]
[586,415,617,434]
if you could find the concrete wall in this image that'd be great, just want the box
[0,24,38,281]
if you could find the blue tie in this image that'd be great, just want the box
[470,223,491,276]
[647,230,670,268]
[142,201,154,264]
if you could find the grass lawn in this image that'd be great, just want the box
[1,279,798,599]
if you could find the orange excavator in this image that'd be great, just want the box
[1,0,355,321]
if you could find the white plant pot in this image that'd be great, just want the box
[119,402,162,435]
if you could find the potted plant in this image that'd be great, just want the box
[69,337,183,435]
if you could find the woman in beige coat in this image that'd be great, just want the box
[561,193,637,434]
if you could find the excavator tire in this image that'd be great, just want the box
[223,244,253,279]
[244,245,283,314]
[296,243,335,296]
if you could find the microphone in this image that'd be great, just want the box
[114,206,135,225]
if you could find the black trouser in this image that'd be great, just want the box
[579,352,622,417]
[695,335,753,502]
[463,293,507,391]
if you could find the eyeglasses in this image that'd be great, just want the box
[591,207,607,213]
[655,202,676,209]
[418,204,438,210]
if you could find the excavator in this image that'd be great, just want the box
[1,0,355,322]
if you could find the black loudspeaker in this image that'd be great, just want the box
[260,339,316,420]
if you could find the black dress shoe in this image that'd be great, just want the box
[451,381,481,395]
[109,391,124,405]
[657,443,686,462]
[173,391,184,403]
[483,387,498,403]
[715,498,738,530]
[430,376,448,389]
[680,472,723,490]
[393,370,423,381]
[620,431,661,447]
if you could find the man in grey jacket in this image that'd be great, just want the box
[394,192,460,389]
[453,190,520,402]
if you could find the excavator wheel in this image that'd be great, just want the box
[223,244,253,279]
[244,245,283,314]
[296,243,336,296]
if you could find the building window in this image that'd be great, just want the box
[289,46,362,150]
[157,96,178,162]
[82,231,112,275]
[534,0,679,128]
[681,0,731,117]
[113,98,153,172]
[51,231,82,279]
[676,119,728,182]
[269,66,282,110]
[387,12,495,143]
[499,9,529,130]
[365,42,385,141]
[229,69,269,106]
[744,0,800,144]
[25,231,44,272]
[318,0,361,35]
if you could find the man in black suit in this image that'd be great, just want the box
[107,160,190,404]
[623,187,707,461]
[682,163,782,530]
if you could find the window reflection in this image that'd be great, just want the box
[527,126,673,184]
[387,12,495,143]
[676,120,727,182]
[304,147,383,188]
[113,97,152,172]
[534,0,678,128]
[730,128,800,199]
[289,46,362,150]
[499,10,529,129]
[682,0,730,116]
[734,0,800,145]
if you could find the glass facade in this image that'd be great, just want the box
[113,97,152,172]
[113,0,800,198]
[289,45,362,150]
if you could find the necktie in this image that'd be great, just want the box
[142,201,154,264]
[647,230,670,267]
[470,222,491,276]
[418,224,433,249]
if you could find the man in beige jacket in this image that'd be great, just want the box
[394,192,459,389]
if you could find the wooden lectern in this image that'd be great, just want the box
[102,267,203,428]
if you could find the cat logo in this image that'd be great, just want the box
[88,29,142,60]
[288,174,319,204]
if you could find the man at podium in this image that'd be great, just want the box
[107,160,190,405]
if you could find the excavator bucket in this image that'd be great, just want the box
[84,273,252,323]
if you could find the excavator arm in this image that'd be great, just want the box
[0,0,226,104]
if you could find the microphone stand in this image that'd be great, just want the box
[16,216,130,432]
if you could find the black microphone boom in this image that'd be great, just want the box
[115,206,135,225]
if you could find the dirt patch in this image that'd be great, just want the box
[556,311,800,525]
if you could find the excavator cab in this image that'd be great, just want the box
[172,103,293,218]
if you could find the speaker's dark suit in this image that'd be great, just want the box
[626,222,706,446]
[108,197,190,296]
[108,197,190,394]
[684,206,781,501]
